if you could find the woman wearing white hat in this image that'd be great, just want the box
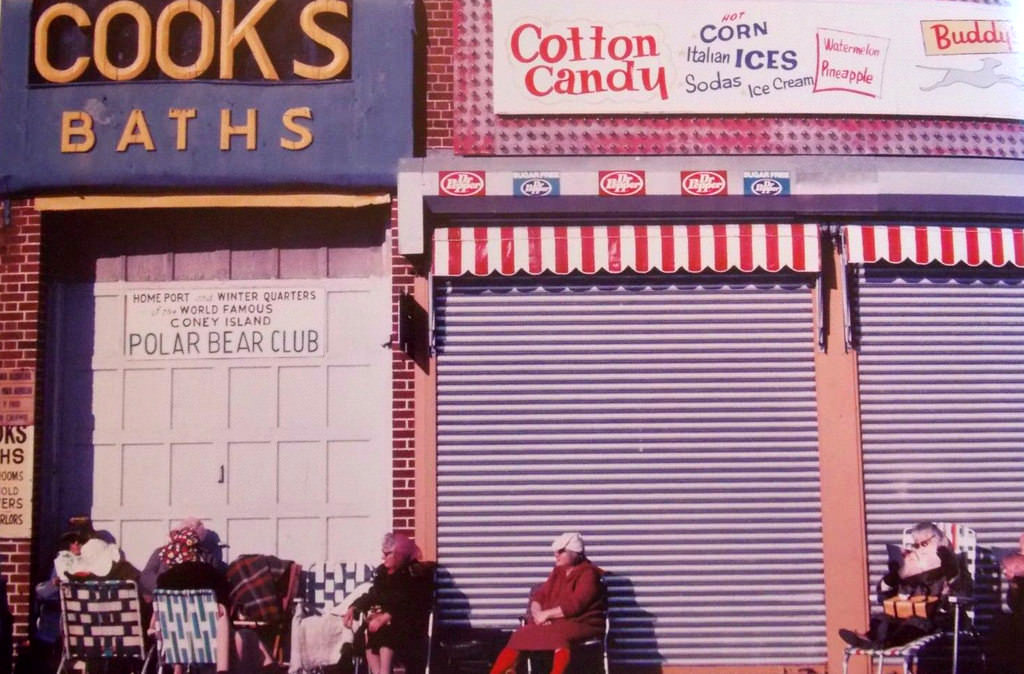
[489,532,605,674]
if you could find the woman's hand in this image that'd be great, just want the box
[531,606,564,625]
[367,612,391,633]
[343,607,355,629]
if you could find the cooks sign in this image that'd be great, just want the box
[0,0,413,191]
[31,0,352,84]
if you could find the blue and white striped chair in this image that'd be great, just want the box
[57,579,154,673]
[153,588,220,670]
[299,561,377,612]
[295,562,377,673]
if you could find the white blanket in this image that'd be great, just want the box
[289,582,371,673]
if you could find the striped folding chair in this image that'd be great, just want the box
[57,579,155,673]
[842,522,982,674]
[230,561,303,665]
[299,561,377,612]
[153,588,220,670]
[295,561,435,674]
[297,562,376,672]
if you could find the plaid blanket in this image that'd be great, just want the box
[227,554,296,624]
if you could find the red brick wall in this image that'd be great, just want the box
[425,0,454,150]
[391,201,418,535]
[392,0,454,537]
[0,541,31,638]
[0,199,42,646]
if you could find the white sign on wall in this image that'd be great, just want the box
[492,0,1024,119]
[125,287,325,359]
[0,425,33,538]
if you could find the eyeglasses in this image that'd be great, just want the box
[912,536,935,549]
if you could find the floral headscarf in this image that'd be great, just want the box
[159,527,201,566]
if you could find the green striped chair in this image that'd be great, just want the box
[153,588,220,669]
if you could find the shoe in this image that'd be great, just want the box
[839,628,876,649]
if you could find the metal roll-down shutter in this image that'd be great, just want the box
[848,224,1024,624]
[433,223,826,667]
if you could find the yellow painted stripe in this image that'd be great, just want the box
[35,193,391,211]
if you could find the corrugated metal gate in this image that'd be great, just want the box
[854,263,1024,625]
[434,271,827,666]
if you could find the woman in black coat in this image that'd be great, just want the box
[343,533,434,674]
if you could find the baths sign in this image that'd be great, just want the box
[0,0,414,191]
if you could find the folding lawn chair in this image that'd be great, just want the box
[842,522,982,674]
[291,561,436,674]
[152,588,220,671]
[231,560,302,665]
[57,579,155,673]
[293,562,376,673]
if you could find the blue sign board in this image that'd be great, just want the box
[743,171,792,196]
[0,0,414,193]
[513,172,560,197]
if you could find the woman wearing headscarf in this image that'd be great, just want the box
[343,532,434,674]
[153,526,279,673]
[490,532,606,674]
[155,526,234,673]
[140,517,221,603]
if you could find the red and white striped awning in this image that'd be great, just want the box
[432,224,820,276]
[845,224,1024,268]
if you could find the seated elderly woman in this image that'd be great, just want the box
[988,533,1024,673]
[839,521,959,650]
[343,532,434,674]
[155,527,237,673]
[140,516,223,603]
[490,532,606,674]
[154,527,276,674]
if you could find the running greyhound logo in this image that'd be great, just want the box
[919,58,1024,91]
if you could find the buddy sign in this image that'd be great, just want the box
[0,0,413,192]
[492,0,1024,120]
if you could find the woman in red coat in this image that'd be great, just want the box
[490,532,606,674]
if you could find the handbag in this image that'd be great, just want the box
[883,594,938,619]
